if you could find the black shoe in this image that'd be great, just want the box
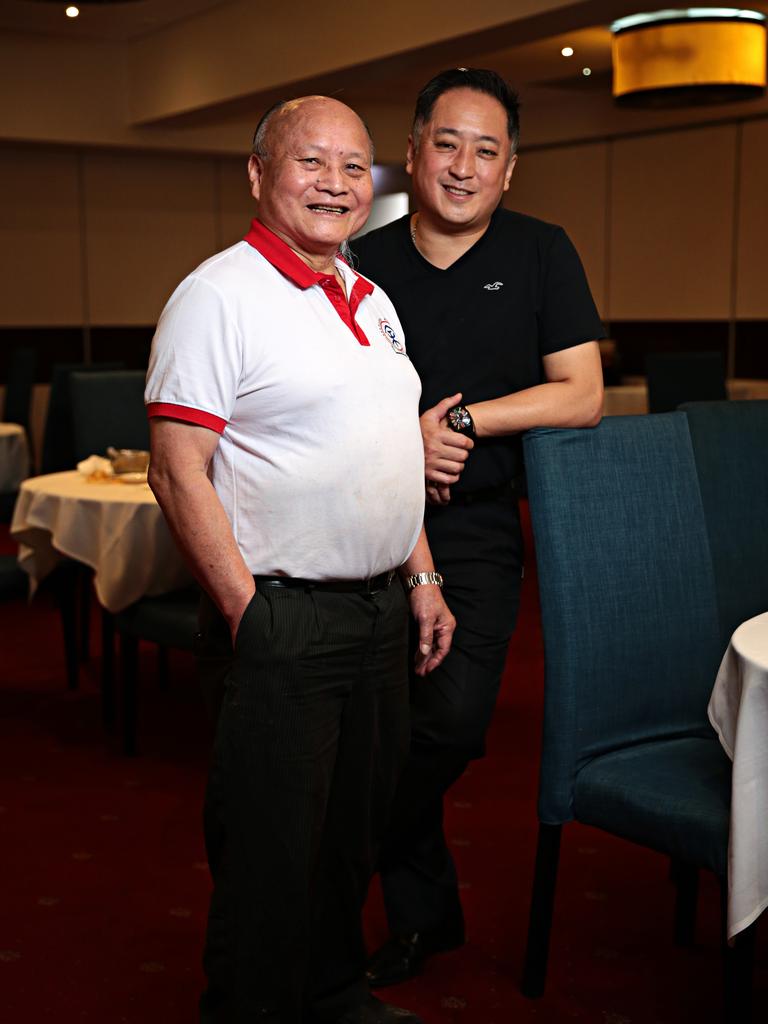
[336,994,423,1023]
[366,926,465,988]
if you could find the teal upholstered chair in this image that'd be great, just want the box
[682,400,768,648]
[520,413,756,1022]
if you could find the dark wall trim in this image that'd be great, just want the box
[2,322,765,385]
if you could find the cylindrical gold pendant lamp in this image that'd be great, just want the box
[611,8,767,106]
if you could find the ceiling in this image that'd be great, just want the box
[2,0,767,127]
[0,0,228,41]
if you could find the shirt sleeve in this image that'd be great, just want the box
[539,227,606,357]
[145,274,243,434]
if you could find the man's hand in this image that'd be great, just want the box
[409,584,456,676]
[420,392,474,506]
[228,583,257,648]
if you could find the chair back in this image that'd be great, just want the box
[523,414,723,824]
[40,362,124,473]
[2,348,37,431]
[69,370,149,464]
[645,350,726,413]
[682,400,768,647]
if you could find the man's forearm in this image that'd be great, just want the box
[468,377,603,438]
[467,341,604,438]
[398,526,437,579]
[148,463,255,630]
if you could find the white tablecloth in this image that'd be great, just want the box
[11,471,192,613]
[708,611,768,939]
[0,422,30,491]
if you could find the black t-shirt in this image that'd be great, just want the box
[351,207,605,491]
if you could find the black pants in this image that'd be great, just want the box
[378,492,523,936]
[198,580,410,1024]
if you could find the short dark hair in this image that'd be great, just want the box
[412,68,520,153]
[251,100,290,157]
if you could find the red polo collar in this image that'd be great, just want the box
[244,218,373,347]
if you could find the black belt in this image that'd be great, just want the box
[447,481,515,506]
[254,570,396,595]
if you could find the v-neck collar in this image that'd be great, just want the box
[405,208,500,274]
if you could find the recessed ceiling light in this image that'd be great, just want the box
[561,46,574,57]
[583,67,592,77]
[65,5,79,17]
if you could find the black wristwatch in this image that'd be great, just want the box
[447,404,476,439]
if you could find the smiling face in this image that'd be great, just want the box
[407,87,516,234]
[248,97,374,267]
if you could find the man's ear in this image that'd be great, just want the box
[503,153,518,193]
[405,135,416,176]
[247,154,264,201]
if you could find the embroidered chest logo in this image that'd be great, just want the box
[379,319,406,355]
[483,281,504,291]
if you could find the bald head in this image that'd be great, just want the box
[252,96,374,162]
[246,94,374,268]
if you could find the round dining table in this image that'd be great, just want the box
[11,470,192,612]
[708,610,768,940]
[0,422,30,491]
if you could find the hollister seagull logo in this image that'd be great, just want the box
[379,318,406,355]
[484,281,504,291]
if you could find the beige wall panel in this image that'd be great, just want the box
[610,125,736,320]
[85,152,218,325]
[736,120,768,319]
[218,158,255,250]
[504,142,607,315]
[0,148,83,325]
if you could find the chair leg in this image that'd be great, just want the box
[79,567,92,663]
[671,859,699,946]
[721,881,756,1024]
[50,563,79,690]
[521,822,562,998]
[100,610,115,732]
[156,644,169,691]
[121,632,139,757]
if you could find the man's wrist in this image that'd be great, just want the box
[404,571,444,592]
[447,404,476,439]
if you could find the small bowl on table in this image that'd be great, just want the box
[107,447,150,484]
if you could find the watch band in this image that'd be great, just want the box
[447,405,476,438]
[405,571,444,591]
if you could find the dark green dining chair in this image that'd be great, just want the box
[520,413,757,1022]
[111,585,201,756]
[68,370,150,463]
[0,347,37,521]
[645,350,727,413]
[40,361,125,474]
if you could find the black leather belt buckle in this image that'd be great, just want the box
[364,570,396,594]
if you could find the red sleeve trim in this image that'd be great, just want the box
[146,402,227,435]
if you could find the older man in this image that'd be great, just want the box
[352,68,604,986]
[145,96,454,1024]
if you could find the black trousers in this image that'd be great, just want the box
[378,492,523,936]
[198,580,410,1024]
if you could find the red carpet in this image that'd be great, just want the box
[0,508,765,1023]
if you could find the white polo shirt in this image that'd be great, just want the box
[145,218,425,580]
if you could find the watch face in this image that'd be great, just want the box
[449,406,471,432]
